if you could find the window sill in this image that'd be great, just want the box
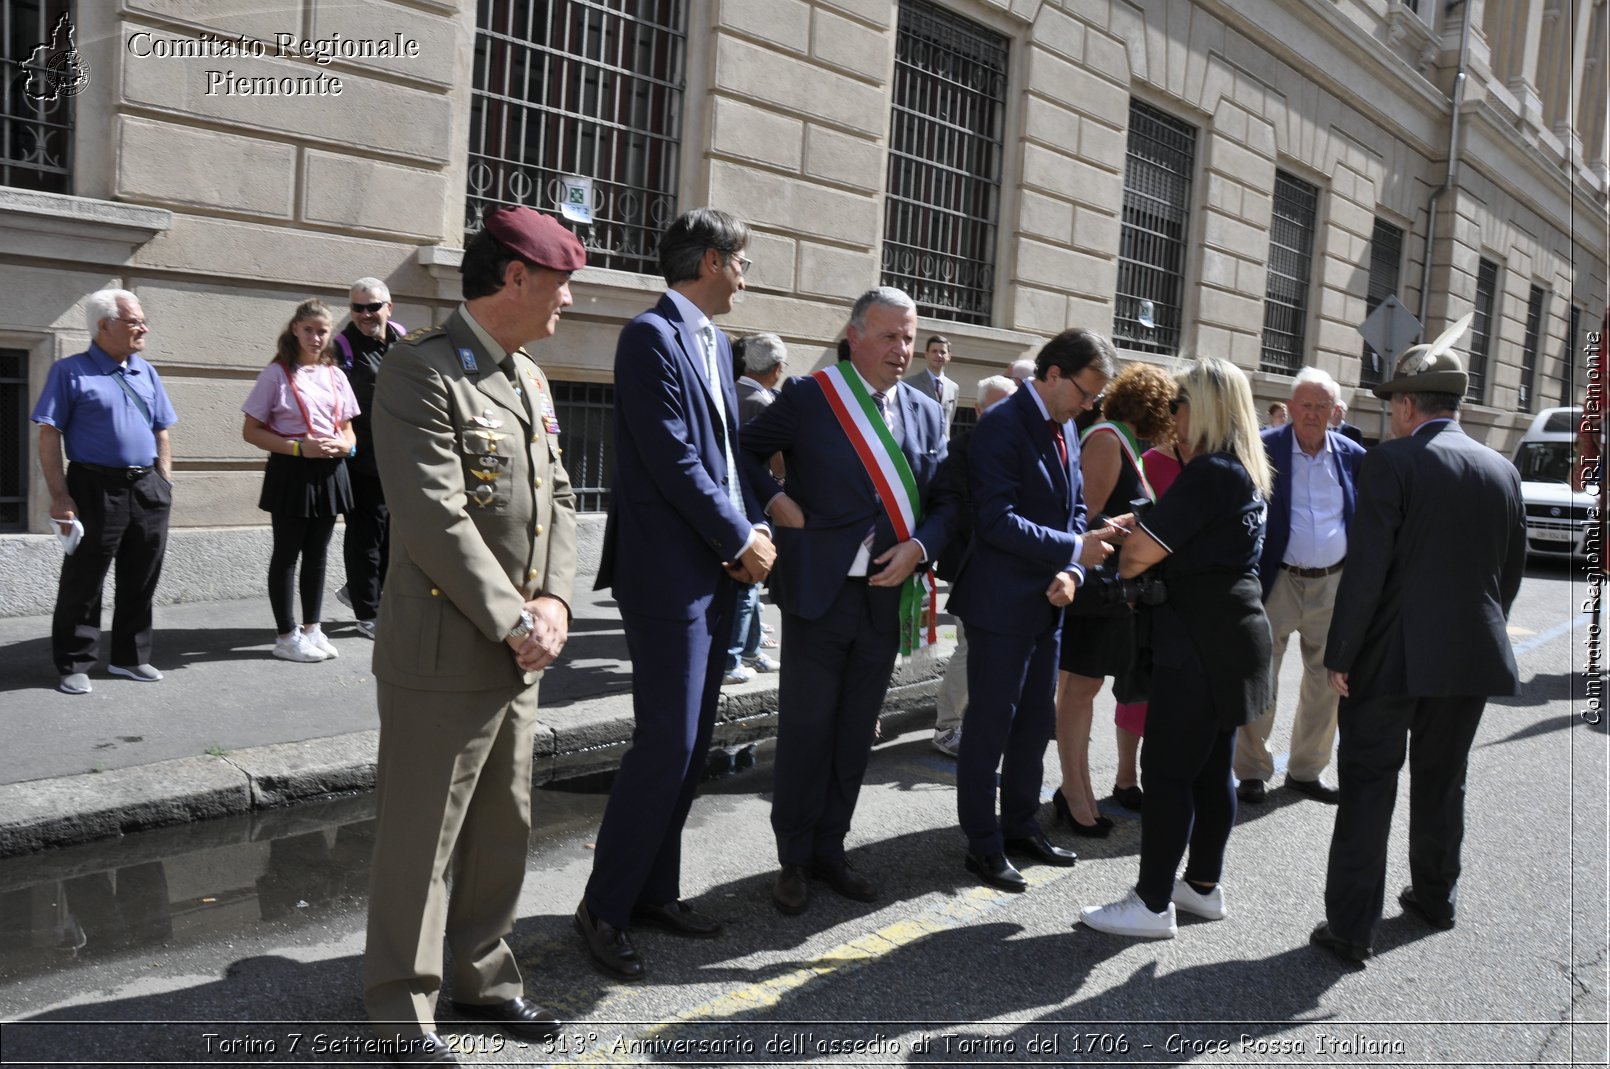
[0,189,172,262]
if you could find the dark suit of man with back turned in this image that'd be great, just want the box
[364,207,580,1063]
[740,286,957,915]
[581,208,776,981]
[947,329,1118,891]
[1310,318,1525,966]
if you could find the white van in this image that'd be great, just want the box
[1511,406,1595,560]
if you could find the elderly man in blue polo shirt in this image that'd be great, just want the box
[32,289,178,695]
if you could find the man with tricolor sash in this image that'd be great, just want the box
[946,328,1120,893]
[740,286,959,916]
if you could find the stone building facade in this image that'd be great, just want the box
[0,0,1604,611]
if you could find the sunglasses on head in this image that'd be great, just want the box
[351,302,386,313]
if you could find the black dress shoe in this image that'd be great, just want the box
[811,858,879,902]
[449,997,561,1041]
[1111,783,1144,810]
[1004,832,1078,867]
[631,900,723,938]
[1286,776,1340,804]
[574,902,645,981]
[1237,778,1267,803]
[392,1033,460,1065]
[1309,922,1371,965]
[1398,887,1456,930]
[964,852,1027,892]
[773,864,810,915]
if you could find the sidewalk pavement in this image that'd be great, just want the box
[0,588,955,858]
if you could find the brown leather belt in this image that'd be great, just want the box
[1281,559,1345,578]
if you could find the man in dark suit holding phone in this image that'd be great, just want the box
[1312,316,1526,965]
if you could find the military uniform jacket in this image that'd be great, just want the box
[370,308,578,691]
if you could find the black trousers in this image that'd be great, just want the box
[342,472,389,621]
[52,465,172,675]
[584,593,733,928]
[770,581,900,867]
[1324,693,1485,946]
[268,512,338,634]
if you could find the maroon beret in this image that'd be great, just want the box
[482,206,587,272]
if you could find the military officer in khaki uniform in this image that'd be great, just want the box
[362,207,582,1064]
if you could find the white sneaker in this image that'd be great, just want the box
[273,631,328,663]
[304,625,339,659]
[1080,889,1177,939]
[744,652,779,672]
[108,663,163,682]
[355,619,378,640]
[932,726,962,757]
[722,665,753,686]
[1171,879,1228,920]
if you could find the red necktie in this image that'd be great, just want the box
[1048,419,1067,469]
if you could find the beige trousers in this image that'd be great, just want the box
[1234,567,1342,782]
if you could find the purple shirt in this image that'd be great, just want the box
[31,343,178,467]
[241,361,359,438]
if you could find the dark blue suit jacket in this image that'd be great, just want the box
[739,372,956,621]
[947,384,1087,638]
[595,294,764,620]
[1257,424,1365,600]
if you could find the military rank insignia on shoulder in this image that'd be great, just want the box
[401,326,442,345]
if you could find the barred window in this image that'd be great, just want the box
[1359,218,1404,387]
[1468,258,1499,403]
[551,380,613,513]
[1560,304,1582,406]
[1260,172,1320,375]
[1518,284,1545,412]
[882,0,1008,327]
[0,349,26,532]
[1115,102,1196,355]
[949,402,977,442]
[467,0,686,274]
[2,0,75,193]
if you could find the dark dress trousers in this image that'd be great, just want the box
[946,385,1087,858]
[740,372,955,866]
[1322,420,1525,946]
[587,294,764,928]
[338,321,399,621]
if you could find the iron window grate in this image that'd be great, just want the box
[466,0,686,275]
[882,0,1008,327]
[1359,218,1404,387]
[550,380,613,513]
[1560,304,1582,407]
[0,348,26,532]
[1,0,74,194]
[1260,171,1320,375]
[1518,284,1545,412]
[1468,258,1499,404]
[1115,101,1197,355]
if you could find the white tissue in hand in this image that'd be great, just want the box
[52,516,83,555]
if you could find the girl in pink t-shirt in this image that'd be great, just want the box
[241,299,358,664]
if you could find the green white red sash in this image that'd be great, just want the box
[1080,420,1157,504]
[812,362,937,654]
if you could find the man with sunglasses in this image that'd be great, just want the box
[335,278,406,639]
[32,288,177,695]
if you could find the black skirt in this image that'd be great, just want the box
[258,452,353,518]
[1059,605,1135,678]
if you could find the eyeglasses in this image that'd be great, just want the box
[1071,378,1105,408]
[1169,396,1189,414]
[115,317,149,330]
[728,255,753,277]
[351,302,387,313]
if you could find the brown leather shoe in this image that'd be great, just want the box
[574,902,645,981]
[773,864,810,915]
[811,857,879,902]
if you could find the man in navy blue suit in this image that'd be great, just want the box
[1234,368,1365,806]
[581,208,775,981]
[946,329,1118,892]
[740,286,957,915]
